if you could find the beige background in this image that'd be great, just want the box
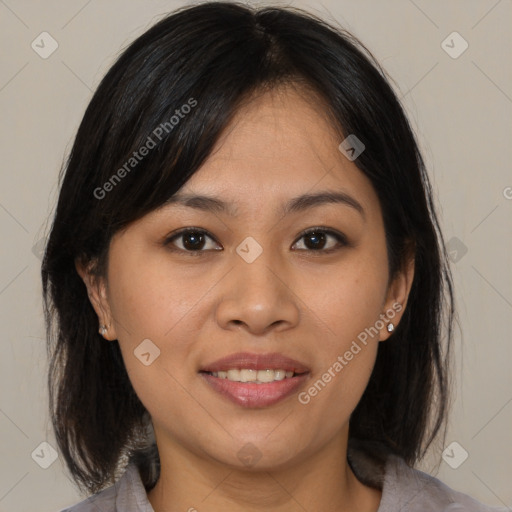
[0,0,511,510]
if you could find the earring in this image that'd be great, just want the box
[387,323,394,333]
[99,324,108,336]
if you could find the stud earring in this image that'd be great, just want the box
[387,323,394,333]
[99,324,108,336]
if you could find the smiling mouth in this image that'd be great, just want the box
[199,352,311,407]
[200,368,305,383]
[199,369,310,408]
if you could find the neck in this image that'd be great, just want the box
[147,433,382,512]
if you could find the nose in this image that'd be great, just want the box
[215,253,300,336]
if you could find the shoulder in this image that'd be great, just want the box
[381,453,508,512]
[58,463,153,512]
[58,484,116,512]
[347,439,508,512]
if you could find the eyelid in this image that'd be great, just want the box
[163,226,349,254]
[292,227,349,252]
[163,227,222,254]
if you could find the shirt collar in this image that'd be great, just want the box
[113,440,398,511]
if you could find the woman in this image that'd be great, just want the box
[42,2,506,511]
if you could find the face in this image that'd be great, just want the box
[79,85,413,472]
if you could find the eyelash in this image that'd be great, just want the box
[163,226,349,257]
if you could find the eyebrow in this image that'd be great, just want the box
[164,190,365,219]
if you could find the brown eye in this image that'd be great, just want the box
[292,228,348,252]
[164,226,347,256]
[181,231,206,250]
[303,231,327,250]
[165,228,222,254]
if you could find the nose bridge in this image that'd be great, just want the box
[215,238,299,333]
[233,238,286,302]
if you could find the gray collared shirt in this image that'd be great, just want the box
[60,446,508,512]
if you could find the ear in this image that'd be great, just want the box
[378,251,415,342]
[75,257,118,341]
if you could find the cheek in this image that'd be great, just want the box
[293,249,388,419]
[302,250,389,348]
[296,270,386,431]
[105,250,210,404]
[296,342,378,448]
[107,249,207,343]
[105,250,207,424]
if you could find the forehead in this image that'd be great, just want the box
[204,85,339,166]
[172,86,380,220]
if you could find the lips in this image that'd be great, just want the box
[199,352,310,408]
[200,352,310,373]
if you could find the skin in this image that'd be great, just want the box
[77,84,414,512]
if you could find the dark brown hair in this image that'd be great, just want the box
[42,1,454,494]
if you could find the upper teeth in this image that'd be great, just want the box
[210,369,295,383]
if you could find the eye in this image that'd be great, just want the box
[164,226,348,256]
[164,228,222,255]
[292,227,348,253]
